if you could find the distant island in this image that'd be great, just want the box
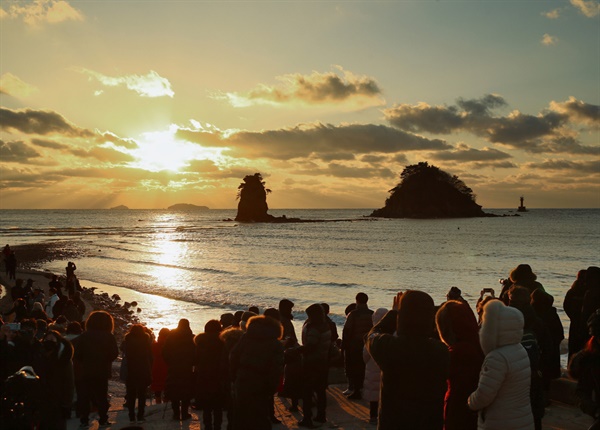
[370,162,494,218]
[168,203,209,210]
[109,205,129,210]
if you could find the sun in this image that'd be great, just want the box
[130,128,222,172]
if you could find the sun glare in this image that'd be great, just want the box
[131,129,223,172]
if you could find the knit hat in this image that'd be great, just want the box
[397,290,435,337]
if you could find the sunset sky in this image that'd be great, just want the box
[1,0,599,209]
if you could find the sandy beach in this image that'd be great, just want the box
[0,243,594,430]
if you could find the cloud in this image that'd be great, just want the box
[0,107,94,137]
[541,33,559,46]
[78,68,174,98]
[0,73,38,97]
[30,138,69,150]
[292,162,396,179]
[0,139,41,162]
[384,95,599,154]
[69,146,136,163]
[98,131,139,149]
[223,122,451,160]
[549,97,600,126]
[3,0,83,26]
[542,8,561,19]
[570,0,600,17]
[526,159,600,174]
[471,161,518,169]
[221,66,384,109]
[431,143,512,162]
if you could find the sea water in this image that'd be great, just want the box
[0,208,598,336]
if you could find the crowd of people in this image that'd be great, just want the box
[0,260,599,430]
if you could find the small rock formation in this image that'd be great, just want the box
[109,205,129,210]
[168,203,209,210]
[370,162,492,218]
[235,173,275,222]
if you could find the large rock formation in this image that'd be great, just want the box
[370,162,490,218]
[235,173,275,222]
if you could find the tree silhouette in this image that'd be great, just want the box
[235,173,274,222]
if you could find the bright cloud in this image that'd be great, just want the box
[541,33,559,46]
[221,66,384,109]
[78,68,174,98]
[542,8,561,19]
[570,0,600,17]
[0,73,38,97]
[3,0,83,26]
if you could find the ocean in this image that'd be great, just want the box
[0,208,598,337]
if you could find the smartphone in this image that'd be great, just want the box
[6,322,21,331]
[483,288,494,294]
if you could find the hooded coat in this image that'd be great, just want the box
[367,291,449,430]
[436,301,484,430]
[194,331,225,406]
[468,300,534,430]
[162,324,195,400]
[123,329,152,387]
[362,308,388,403]
[230,316,284,430]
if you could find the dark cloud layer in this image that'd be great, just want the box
[0,107,94,137]
[384,95,599,155]
[0,139,41,162]
[431,144,512,162]
[30,138,69,150]
[179,122,451,161]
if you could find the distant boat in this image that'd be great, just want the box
[517,196,528,212]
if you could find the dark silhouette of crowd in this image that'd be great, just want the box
[1,262,599,430]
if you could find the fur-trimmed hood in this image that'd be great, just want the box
[246,315,283,341]
[479,300,524,355]
[219,327,244,351]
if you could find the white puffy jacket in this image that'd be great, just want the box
[468,300,534,430]
[362,308,388,402]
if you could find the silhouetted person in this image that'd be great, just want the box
[230,315,284,430]
[65,262,76,279]
[72,310,119,427]
[3,298,28,322]
[122,323,152,423]
[580,267,600,347]
[34,329,75,430]
[499,263,545,304]
[342,292,373,399]
[367,291,449,428]
[436,301,483,430]
[163,318,195,421]
[233,310,244,328]
[2,244,10,276]
[564,269,588,359]
[194,320,225,430]
[568,309,600,428]
[150,328,170,404]
[363,308,388,425]
[321,303,339,342]
[48,274,63,294]
[6,251,16,280]
[298,304,331,427]
[278,299,298,345]
[248,305,259,315]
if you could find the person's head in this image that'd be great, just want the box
[305,303,325,324]
[42,330,64,356]
[233,310,244,327]
[85,310,114,333]
[396,290,435,337]
[356,292,368,305]
[530,288,554,309]
[263,308,280,321]
[157,327,170,343]
[372,308,388,326]
[509,264,536,284]
[36,318,48,333]
[220,313,234,328]
[248,306,259,315]
[177,318,190,330]
[66,321,83,335]
[15,298,26,308]
[278,299,294,317]
[127,323,146,337]
[585,266,600,289]
[240,311,257,331]
[32,302,44,313]
[204,319,222,334]
[344,303,356,316]
[479,300,524,355]
[246,315,283,340]
[436,300,480,347]
[320,303,330,315]
[49,287,57,296]
[507,286,530,307]
[446,287,462,301]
